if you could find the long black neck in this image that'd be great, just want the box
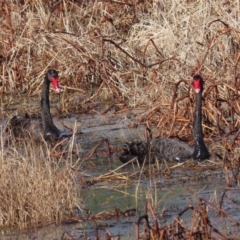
[193,92,203,140]
[192,91,209,161]
[41,76,59,139]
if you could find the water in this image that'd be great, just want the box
[1,109,240,239]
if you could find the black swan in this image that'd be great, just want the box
[6,69,67,142]
[119,75,210,164]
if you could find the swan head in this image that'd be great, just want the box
[47,69,61,93]
[192,75,203,93]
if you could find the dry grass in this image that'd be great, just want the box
[1,1,239,101]
[1,0,240,139]
[0,131,81,230]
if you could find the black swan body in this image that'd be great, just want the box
[119,75,210,164]
[6,69,64,142]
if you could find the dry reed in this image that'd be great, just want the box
[1,1,239,101]
[1,1,240,142]
[0,131,81,230]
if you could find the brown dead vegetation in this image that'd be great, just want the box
[2,0,240,238]
[1,1,240,143]
[0,134,81,230]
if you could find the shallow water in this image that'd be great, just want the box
[1,109,240,239]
